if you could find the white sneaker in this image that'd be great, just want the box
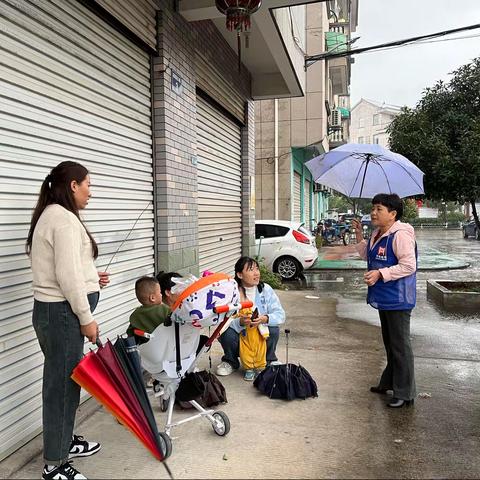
[68,435,101,458]
[43,462,87,480]
[216,361,234,376]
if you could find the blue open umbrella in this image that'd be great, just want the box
[305,143,424,199]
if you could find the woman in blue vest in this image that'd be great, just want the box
[352,193,417,408]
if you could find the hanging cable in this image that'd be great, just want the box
[306,22,480,66]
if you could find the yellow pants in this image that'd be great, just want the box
[239,326,267,370]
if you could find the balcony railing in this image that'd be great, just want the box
[329,130,344,144]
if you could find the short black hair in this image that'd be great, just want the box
[156,271,182,296]
[135,276,159,305]
[371,193,403,220]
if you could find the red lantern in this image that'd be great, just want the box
[215,0,262,32]
[215,1,262,71]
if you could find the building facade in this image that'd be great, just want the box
[350,98,402,147]
[255,0,358,230]
[0,0,315,460]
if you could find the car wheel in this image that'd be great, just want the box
[274,256,300,280]
[463,228,468,238]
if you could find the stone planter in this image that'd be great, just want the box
[427,280,480,313]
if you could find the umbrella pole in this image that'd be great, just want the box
[358,154,372,199]
[285,328,290,365]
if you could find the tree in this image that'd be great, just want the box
[403,198,418,222]
[388,58,480,229]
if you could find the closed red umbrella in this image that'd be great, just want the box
[71,340,170,467]
[71,350,160,456]
[95,341,161,455]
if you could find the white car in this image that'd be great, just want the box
[255,220,318,279]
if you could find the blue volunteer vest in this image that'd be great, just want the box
[367,231,417,310]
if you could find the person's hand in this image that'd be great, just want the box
[250,315,267,327]
[363,270,382,286]
[81,320,98,344]
[351,219,364,242]
[98,271,110,289]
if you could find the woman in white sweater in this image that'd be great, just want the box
[27,161,109,480]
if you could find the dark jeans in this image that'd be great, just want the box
[33,292,99,465]
[219,326,280,370]
[377,309,416,401]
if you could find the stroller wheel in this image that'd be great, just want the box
[160,397,169,412]
[211,411,230,436]
[158,432,172,459]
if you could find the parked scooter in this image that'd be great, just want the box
[316,219,352,245]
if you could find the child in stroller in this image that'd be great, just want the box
[135,273,252,455]
[127,276,171,344]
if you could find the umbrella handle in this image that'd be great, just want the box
[95,337,103,348]
[285,329,290,365]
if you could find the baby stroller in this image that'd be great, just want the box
[137,273,251,457]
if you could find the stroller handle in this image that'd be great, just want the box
[214,300,253,314]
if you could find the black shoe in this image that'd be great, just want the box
[370,386,389,394]
[43,461,87,479]
[69,435,101,458]
[387,398,414,408]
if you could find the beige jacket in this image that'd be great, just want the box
[31,204,99,325]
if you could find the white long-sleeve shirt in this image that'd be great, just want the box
[31,204,99,325]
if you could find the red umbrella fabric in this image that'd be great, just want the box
[71,344,163,461]
[95,341,161,455]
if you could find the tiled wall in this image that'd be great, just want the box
[153,0,254,274]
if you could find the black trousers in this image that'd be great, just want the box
[377,309,416,401]
[33,292,99,465]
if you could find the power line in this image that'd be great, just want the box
[347,32,480,58]
[305,22,480,66]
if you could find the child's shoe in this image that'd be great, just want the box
[243,369,255,381]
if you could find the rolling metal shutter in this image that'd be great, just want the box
[197,96,242,275]
[0,0,153,460]
[92,0,157,50]
[304,180,311,227]
[293,172,301,222]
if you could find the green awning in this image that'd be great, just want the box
[338,107,350,118]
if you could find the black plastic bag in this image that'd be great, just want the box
[175,371,206,402]
[176,370,227,408]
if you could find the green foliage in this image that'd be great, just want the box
[388,58,480,211]
[403,198,418,222]
[255,258,284,290]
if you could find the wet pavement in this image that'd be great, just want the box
[312,229,470,270]
[4,229,480,479]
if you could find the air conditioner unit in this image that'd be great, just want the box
[314,183,323,193]
[330,109,341,128]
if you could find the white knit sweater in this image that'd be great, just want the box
[31,204,99,325]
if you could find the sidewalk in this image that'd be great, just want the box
[3,290,480,479]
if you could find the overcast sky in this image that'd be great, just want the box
[350,0,480,108]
